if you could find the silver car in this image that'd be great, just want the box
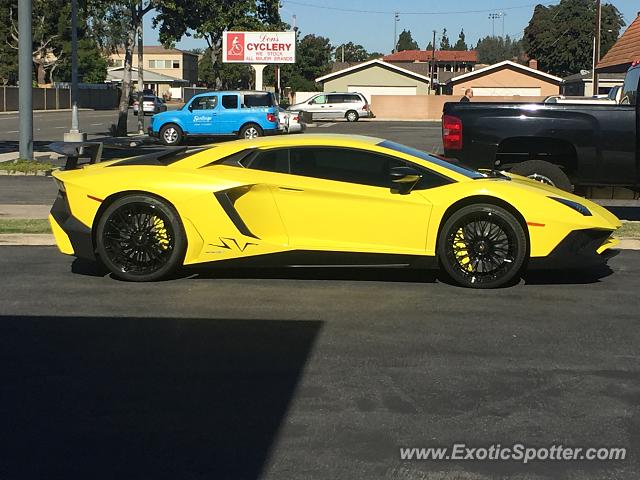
[133,95,168,116]
[289,92,373,122]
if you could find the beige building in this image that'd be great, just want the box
[108,46,198,95]
[315,59,432,102]
[445,60,562,97]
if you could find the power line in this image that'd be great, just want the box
[282,1,555,16]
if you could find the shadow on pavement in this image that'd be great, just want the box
[0,315,322,479]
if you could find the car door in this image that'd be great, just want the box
[260,147,433,254]
[186,94,219,134]
[305,94,329,120]
[326,94,345,119]
[218,93,242,134]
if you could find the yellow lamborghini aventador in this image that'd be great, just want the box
[49,134,621,288]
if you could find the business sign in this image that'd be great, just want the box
[223,31,296,64]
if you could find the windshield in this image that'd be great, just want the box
[378,140,485,179]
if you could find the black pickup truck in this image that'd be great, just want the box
[442,63,640,191]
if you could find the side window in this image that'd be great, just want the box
[620,67,639,106]
[346,95,361,103]
[289,148,402,188]
[245,149,289,173]
[328,94,344,104]
[222,95,239,109]
[190,95,218,110]
[310,95,327,105]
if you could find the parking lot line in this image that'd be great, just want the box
[319,123,336,128]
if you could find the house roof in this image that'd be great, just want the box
[597,14,640,73]
[106,67,189,84]
[110,46,198,57]
[446,60,563,84]
[316,59,431,84]
[563,70,627,82]
[383,49,478,63]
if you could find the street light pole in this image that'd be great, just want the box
[64,0,86,142]
[137,0,144,135]
[393,12,399,52]
[18,0,33,160]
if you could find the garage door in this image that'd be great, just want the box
[347,86,417,103]
[472,87,541,96]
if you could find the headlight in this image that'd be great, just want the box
[548,196,592,216]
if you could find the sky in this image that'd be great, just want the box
[143,0,640,54]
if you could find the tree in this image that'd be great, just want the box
[4,0,70,85]
[395,29,418,52]
[333,42,368,62]
[154,0,281,90]
[425,41,433,51]
[279,33,332,92]
[476,35,525,64]
[199,47,253,88]
[0,0,18,84]
[453,29,467,50]
[88,0,159,136]
[523,0,624,76]
[367,51,384,60]
[440,28,451,50]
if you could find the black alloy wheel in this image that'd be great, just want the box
[438,204,527,288]
[96,195,186,281]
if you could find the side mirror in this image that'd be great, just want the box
[390,166,422,194]
[188,104,193,112]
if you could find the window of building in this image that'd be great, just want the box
[172,60,180,69]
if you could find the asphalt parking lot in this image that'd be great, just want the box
[1,247,639,479]
[1,118,639,479]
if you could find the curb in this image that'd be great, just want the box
[0,108,93,115]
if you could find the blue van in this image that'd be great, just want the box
[149,90,280,145]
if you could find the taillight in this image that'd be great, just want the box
[442,114,463,150]
[267,113,277,123]
[293,115,299,121]
[363,104,369,111]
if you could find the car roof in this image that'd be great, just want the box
[191,90,272,98]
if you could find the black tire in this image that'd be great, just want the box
[510,160,572,192]
[239,123,263,139]
[437,204,527,289]
[95,194,186,282]
[159,124,183,146]
[345,110,359,122]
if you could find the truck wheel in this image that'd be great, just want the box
[160,124,183,146]
[239,123,263,139]
[510,160,572,192]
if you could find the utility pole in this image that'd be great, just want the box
[393,12,399,52]
[137,0,144,134]
[430,30,436,94]
[488,13,500,37]
[341,45,344,63]
[592,0,601,96]
[18,0,33,160]
[500,11,507,38]
[64,0,85,142]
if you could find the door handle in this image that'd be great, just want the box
[279,186,304,192]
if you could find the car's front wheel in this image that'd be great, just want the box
[160,124,183,146]
[95,194,186,282]
[437,204,527,288]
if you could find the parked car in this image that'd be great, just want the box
[289,92,373,122]
[277,107,306,134]
[149,91,280,145]
[441,61,640,191]
[133,96,167,116]
[50,134,621,288]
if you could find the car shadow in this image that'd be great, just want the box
[0,314,322,479]
[522,262,614,285]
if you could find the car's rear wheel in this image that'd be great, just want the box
[437,204,527,289]
[510,160,572,192]
[345,110,359,122]
[240,123,263,139]
[160,124,183,146]
[95,195,186,282]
